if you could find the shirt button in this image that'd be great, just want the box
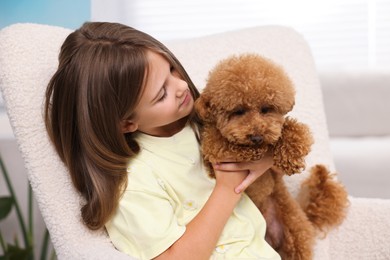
[189,158,196,164]
[215,244,229,253]
[183,199,197,210]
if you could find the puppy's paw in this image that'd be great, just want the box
[273,117,313,175]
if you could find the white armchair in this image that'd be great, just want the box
[1,23,389,259]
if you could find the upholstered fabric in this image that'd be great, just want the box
[1,23,389,260]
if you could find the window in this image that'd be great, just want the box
[92,0,390,70]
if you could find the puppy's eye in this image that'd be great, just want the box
[260,106,272,114]
[232,108,246,116]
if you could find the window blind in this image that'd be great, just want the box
[94,0,390,69]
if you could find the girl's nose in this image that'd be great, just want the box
[176,78,188,97]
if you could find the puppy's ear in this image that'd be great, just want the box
[284,99,295,114]
[194,94,214,122]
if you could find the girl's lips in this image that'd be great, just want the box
[180,90,191,107]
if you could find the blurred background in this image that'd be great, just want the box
[0,0,389,258]
[1,0,389,69]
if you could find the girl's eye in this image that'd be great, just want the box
[158,86,167,101]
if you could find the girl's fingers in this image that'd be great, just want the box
[213,156,274,193]
[234,171,258,194]
[213,161,249,172]
[214,159,271,172]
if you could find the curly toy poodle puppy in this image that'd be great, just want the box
[195,54,348,259]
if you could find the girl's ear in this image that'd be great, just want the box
[194,95,213,122]
[121,120,138,133]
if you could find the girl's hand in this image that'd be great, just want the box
[213,167,248,193]
[213,154,273,194]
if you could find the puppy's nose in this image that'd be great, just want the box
[249,135,263,144]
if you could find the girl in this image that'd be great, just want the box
[45,22,280,259]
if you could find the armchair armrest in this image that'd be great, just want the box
[329,197,390,259]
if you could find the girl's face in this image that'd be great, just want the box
[122,51,194,137]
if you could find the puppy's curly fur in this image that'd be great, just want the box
[195,54,348,259]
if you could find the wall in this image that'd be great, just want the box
[0,0,90,29]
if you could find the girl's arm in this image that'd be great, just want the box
[153,157,273,260]
[153,169,246,260]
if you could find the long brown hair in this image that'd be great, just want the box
[44,22,200,230]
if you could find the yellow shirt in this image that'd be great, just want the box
[105,125,280,260]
